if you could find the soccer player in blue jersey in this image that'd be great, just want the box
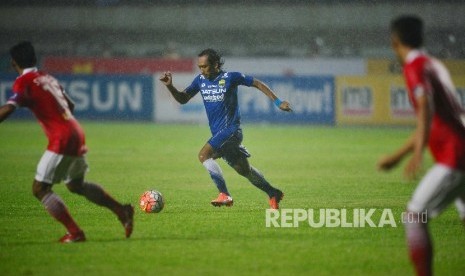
[160,49,291,209]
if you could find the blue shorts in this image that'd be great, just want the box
[208,126,251,166]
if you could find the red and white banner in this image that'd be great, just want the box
[42,57,194,75]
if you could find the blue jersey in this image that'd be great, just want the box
[185,71,254,135]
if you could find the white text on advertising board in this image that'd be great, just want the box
[60,80,143,112]
[390,85,414,117]
[342,86,372,116]
[240,82,332,114]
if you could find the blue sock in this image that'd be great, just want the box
[247,167,275,197]
[203,159,229,195]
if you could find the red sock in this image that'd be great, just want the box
[405,216,432,276]
[41,192,81,234]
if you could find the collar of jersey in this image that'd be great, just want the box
[208,71,224,82]
[22,67,38,75]
[406,49,426,64]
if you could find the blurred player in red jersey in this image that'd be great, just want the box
[0,41,134,243]
[378,16,465,276]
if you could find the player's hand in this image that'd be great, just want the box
[377,154,401,171]
[404,154,422,180]
[159,72,173,86]
[279,101,292,112]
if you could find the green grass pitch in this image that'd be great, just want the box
[0,121,464,275]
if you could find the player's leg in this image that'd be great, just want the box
[229,155,272,194]
[221,133,283,209]
[228,154,283,209]
[199,143,230,195]
[65,156,134,238]
[405,164,465,276]
[199,143,232,206]
[454,187,465,226]
[403,211,432,276]
[34,151,85,243]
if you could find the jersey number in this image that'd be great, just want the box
[34,75,72,120]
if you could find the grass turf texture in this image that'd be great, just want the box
[0,121,464,275]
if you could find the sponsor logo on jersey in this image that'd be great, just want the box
[203,94,225,102]
[201,86,227,103]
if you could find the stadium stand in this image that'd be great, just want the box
[0,1,463,63]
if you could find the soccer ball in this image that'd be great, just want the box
[139,190,164,213]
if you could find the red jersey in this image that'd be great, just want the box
[404,50,465,171]
[7,68,87,156]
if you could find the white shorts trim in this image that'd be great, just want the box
[408,164,465,218]
[35,150,88,184]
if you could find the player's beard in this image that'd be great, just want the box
[206,69,220,80]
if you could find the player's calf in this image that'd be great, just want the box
[117,204,135,238]
[403,211,432,276]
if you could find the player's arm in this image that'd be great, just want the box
[404,92,431,179]
[377,92,431,178]
[0,104,16,123]
[377,133,415,171]
[252,79,292,112]
[159,71,192,104]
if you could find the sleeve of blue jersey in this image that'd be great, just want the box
[233,72,254,87]
[184,75,201,97]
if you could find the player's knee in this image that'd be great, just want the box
[66,180,85,195]
[32,180,52,200]
[198,153,206,163]
[198,144,216,163]
[198,151,213,163]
